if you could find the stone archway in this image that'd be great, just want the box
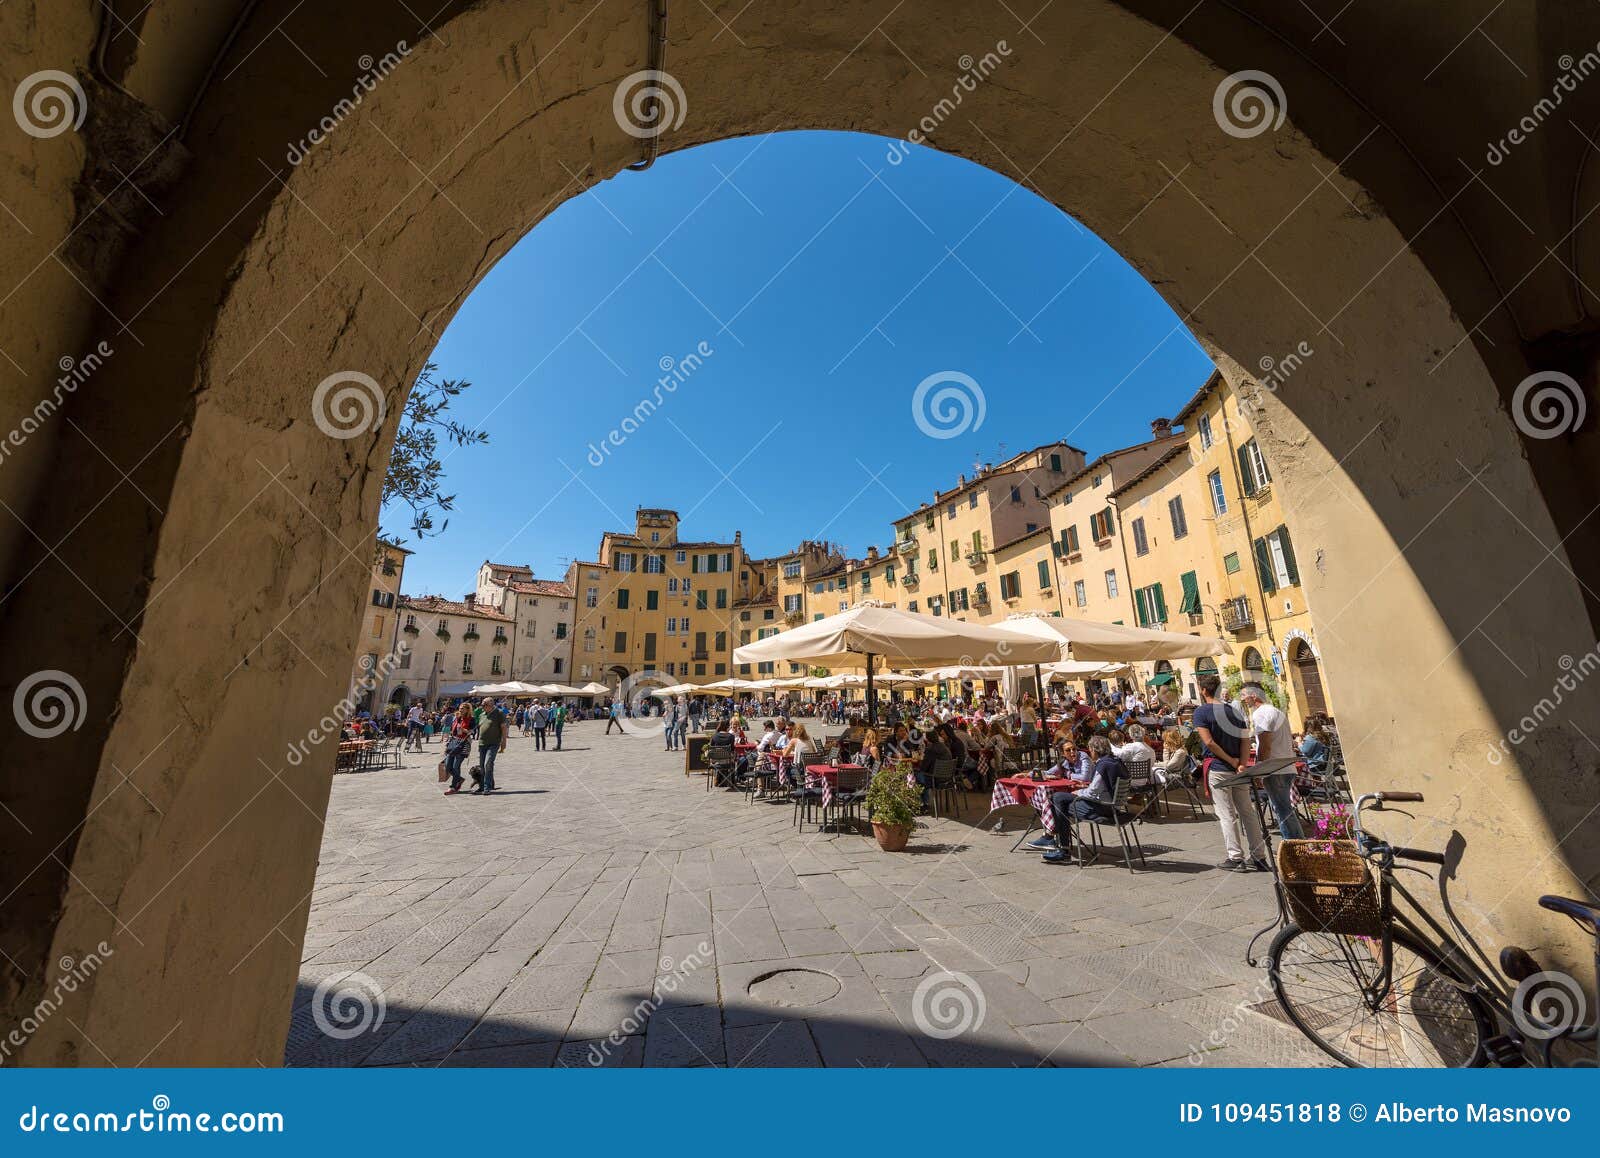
[1288,638,1329,719]
[4,0,1598,1065]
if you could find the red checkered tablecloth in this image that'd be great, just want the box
[991,775,1084,836]
[804,763,865,809]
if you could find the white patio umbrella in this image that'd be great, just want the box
[732,603,1057,724]
[469,682,519,696]
[577,681,610,695]
[703,677,760,692]
[1002,611,1227,663]
[801,676,832,689]
[536,682,586,696]
[649,683,696,696]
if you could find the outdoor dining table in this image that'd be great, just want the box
[804,763,866,810]
[991,773,1086,835]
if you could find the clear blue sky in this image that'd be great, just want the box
[389,130,1213,597]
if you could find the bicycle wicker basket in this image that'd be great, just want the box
[1277,839,1381,937]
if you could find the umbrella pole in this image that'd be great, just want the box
[866,653,876,728]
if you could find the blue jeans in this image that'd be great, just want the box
[553,724,563,750]
[1049,791,1114,850]
[1259,773,1304,839]
[444,743,468,789]
[478,744,499,790]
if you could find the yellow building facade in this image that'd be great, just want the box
[349,540,410,712]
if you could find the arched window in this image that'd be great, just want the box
[1242,647,1264,675]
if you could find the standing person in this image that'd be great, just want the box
[476,696,508,794]
[1019,694,1040,744]
[552,700,566,751]
[404,702,425,751]
[1239,685,1305,839]
[530,700,549,751]
[442,703,474,794]
[663,698,680,752]
[687,696,704,734]
[1193,675,1267,871]
[605,699,624,735]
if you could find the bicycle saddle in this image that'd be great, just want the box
[1540,894,1600,934]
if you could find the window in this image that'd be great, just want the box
[714,663,726,675]
[491,655,503,675]
[908,600,918,613]
[583,628,595,652]
[928,596,943,617]
[1074,579,1087,607]
[525,620,536,637]
[1239,438,1272,497]
[641,553,660,572]
[1104,569,1119,598]
[1207,469,1228,515]
[947,503,957,518]
[1134,583,1167,627]
[783,594,801,613]
[585,586,598,608]
[1049,452,1062,472]
[681,577,692,592]
[1037,560,1052,589]
[643,633,656,661]
[1169,495,1188,540]
[741,630,751,645]
[552,657,563,673]
[715,631,727,652]
[999,571,1021,600]
[1010,485,1022,503]
[1131,517,1149,556]
[616,553,637,572]
[1092,473,1102,488]
[694,663,706,676]
[968,491,978,509]
[715,588,728,609]
[404,613,416,628]
[1178,570,1201,615]
[1056,524,1080,557]
[860,572,871,591]
[951,587,968,611]
[676,550,686,563]
[370,589,395,608]
[616,588,630,609]
[1064,490,1073,505]
[1198,414,1214,450]
[461,653,474,674]
[1089,508,1114,541]
[927,549,938,572]
[667,577,678,593]
[646,589,659,611]
[949,538,960,562]
[696,590,707,610]
[763,609,774,620]
[614,631,627,652]
[971,530,983,552]
[1254,525,1300,592]
[1224,551,1241,574]
[666,617,677,634]
[721,552,733,571]
[554,623,567,639]
[783,561,801,578]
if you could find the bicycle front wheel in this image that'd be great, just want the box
[1267,924,1493,1067]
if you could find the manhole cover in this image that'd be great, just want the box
[746,968,842,1007]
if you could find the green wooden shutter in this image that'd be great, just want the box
[1277,525,1299,586]
[1153,582,1167,623]
[1179,570,1200,614]
[1254,536,1277,594]
[691,554,701,573]
[1238,445,1256,496]
[1135,587,1149,627]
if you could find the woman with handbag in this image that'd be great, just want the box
[442,703,473,795]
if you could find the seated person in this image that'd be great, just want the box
[706,719,737,781]
[949,721,983,790]
[1113,723,1158,773]
[1048,738,1092,781]
[914,728,954,805]
[1298,728,1329,773]
[1158,727,1198,786]
[1041,736,1128,862]
[857,727,884,770]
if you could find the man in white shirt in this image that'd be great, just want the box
[1240,685,1304,839]
[405,703,425,750]
[1113,723,1157,770]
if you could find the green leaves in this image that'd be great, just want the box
[378,361,490,548]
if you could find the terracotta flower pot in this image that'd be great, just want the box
[873,822,913,852]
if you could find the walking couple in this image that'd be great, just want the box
[442,696,509,795]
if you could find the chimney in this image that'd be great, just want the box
[464,593,476,608]
[866,545,879,562]
[1151,417,1173,437]
[734,530,741,544]
[958,473,966,486]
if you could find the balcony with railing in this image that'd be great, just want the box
[894,534,918,554]
[966,548,988,567]
[784,608,803,624]
[1220,596,1255,632]
[973,584,990,606]
[900,571,920,588]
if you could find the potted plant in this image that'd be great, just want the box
[865,764,921,852]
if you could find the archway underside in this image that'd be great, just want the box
[2,0,1596,1065]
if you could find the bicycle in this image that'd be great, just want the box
[1263,790,1599,1067]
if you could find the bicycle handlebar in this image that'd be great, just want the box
[1379,791,1425,804]
[1392,845,1446,866]
[1353,792,1442,866]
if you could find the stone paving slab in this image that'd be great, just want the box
[289,726,1332,1068]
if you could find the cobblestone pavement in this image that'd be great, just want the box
[288,724,1332,1067]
